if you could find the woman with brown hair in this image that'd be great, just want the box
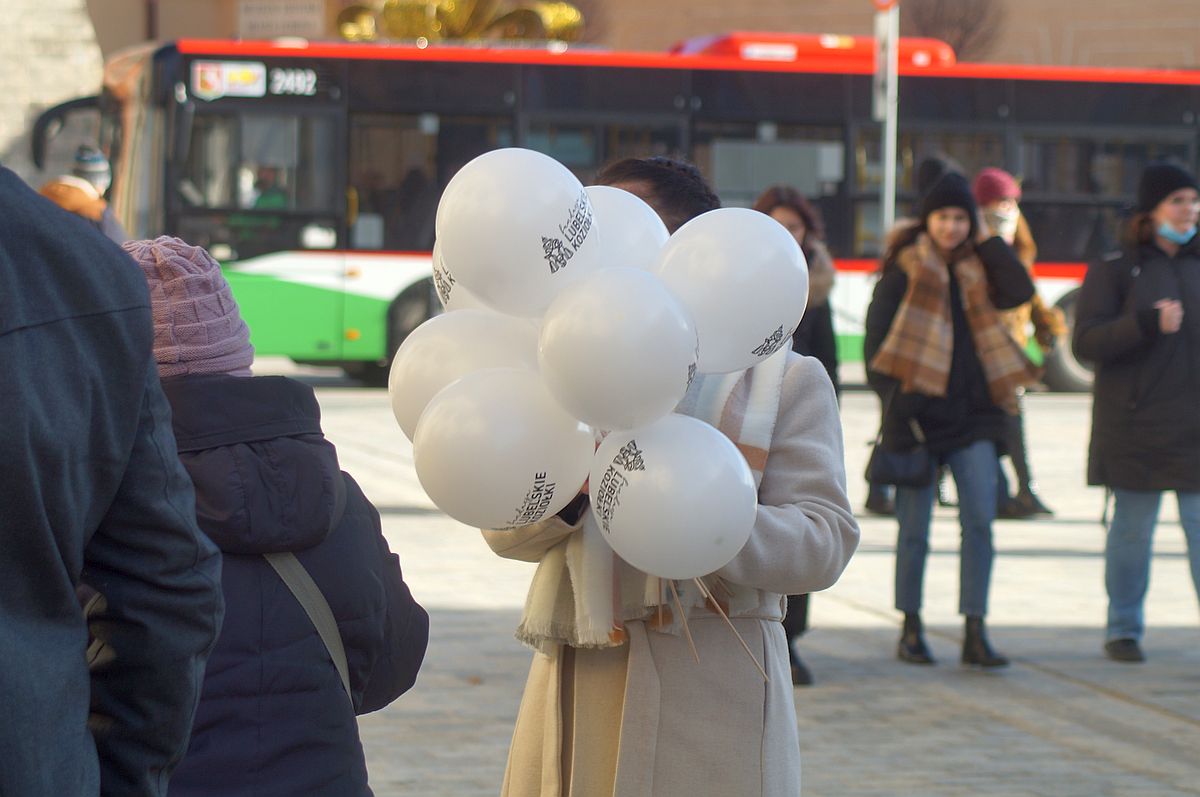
[752,185,838,686]
[865,172,1039,668]
[972,168,1066,518]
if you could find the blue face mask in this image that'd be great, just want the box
[1157,222,1197,245]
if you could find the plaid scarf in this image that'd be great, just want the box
[870,233,1039,414]
[514,348,789,655]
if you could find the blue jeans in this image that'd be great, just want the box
[895,439,998,617]
[1105,489,1200,642]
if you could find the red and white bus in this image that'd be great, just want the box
[34,32,1200,388]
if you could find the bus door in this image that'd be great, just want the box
[169,107,347,362]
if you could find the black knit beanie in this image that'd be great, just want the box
[915,154,964,199]
[1136,162,1199,212]
[919,172,977,224]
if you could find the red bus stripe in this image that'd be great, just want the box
[175,39,1200,85]
[833,258,1086,281]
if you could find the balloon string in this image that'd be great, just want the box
[657,578,665,630]
[693,577,769,683]
[667,579,699,664]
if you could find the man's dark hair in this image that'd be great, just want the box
[594,156,720,233]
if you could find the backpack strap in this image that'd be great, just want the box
[263,477,352,704]
[264,552,353,704]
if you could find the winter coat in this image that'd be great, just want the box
[864,235,1034,455]
[1073,237,1200,491]
[999,214,1067,351]
[0,166,223,797]
[161,374,429,797]
[792,240,839,392]
[483,355,859,796]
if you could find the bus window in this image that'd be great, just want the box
[175,112,339,260]
[1018,136,1192,199]
[523,121,681,184]
[1020,203,1120,263]
[349,114,513,251]
[693,122,844,206]
[180,113,337,212]
[854,129,1006,193]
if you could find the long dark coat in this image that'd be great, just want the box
[1073,237,1200,491]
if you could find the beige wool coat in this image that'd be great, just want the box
[483,354,860,797]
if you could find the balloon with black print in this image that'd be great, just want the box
[588,414,757,580]
[431,239,488,312]
[413,368,593,530]
[653,208,808,374]
[436,148,603,318]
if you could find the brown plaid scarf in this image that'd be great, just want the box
[870,233,1039,414]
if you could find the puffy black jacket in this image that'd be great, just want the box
[1073,238,1200,491]
[162,374,429,797]
[864,236,1034,455]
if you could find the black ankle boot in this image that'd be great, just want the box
[1015,488,1054,517]
[961,616,1009,668]
[897,612,936,664]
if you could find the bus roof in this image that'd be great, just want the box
[174,34,1200,86]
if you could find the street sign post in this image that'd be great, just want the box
[874,0,900,235]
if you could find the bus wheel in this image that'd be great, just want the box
[1041,290,1093,393]
[354,278,435,387]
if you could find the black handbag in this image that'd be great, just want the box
[865,386,936,488]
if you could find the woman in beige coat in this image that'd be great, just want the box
[483,157,860,796]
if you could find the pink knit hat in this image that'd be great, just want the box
[121,236,254,378]
[972,167,1021,207]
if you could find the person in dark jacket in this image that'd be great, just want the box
[121,236,430,796]
[0,167,223,796]
[1073,161,1200,665]
[752,184,840,686]
[865,172,1038,669]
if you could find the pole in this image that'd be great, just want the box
[879,2,900,236]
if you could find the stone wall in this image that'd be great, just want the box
[0,0,104,184]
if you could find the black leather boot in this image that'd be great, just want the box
[961,616,1009,668]
[897,612,935,664]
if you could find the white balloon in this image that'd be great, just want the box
[588,414,757,580]
[413,368,594,530]
[431,240,488,312]
[388,310,539,441]
[584,185,669,271]
[436,148,604,317]
[653,208,809,374]
[539,268,697,431]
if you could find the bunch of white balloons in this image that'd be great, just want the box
[390,148,808,579]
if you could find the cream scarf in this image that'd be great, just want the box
[515,348,790,656]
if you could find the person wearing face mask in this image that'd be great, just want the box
[865,172,1039,669]
[1073,161,1200,665]
[38,145,129,243]
[973,168,1066,519]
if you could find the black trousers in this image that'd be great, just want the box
[782,593,809,641]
